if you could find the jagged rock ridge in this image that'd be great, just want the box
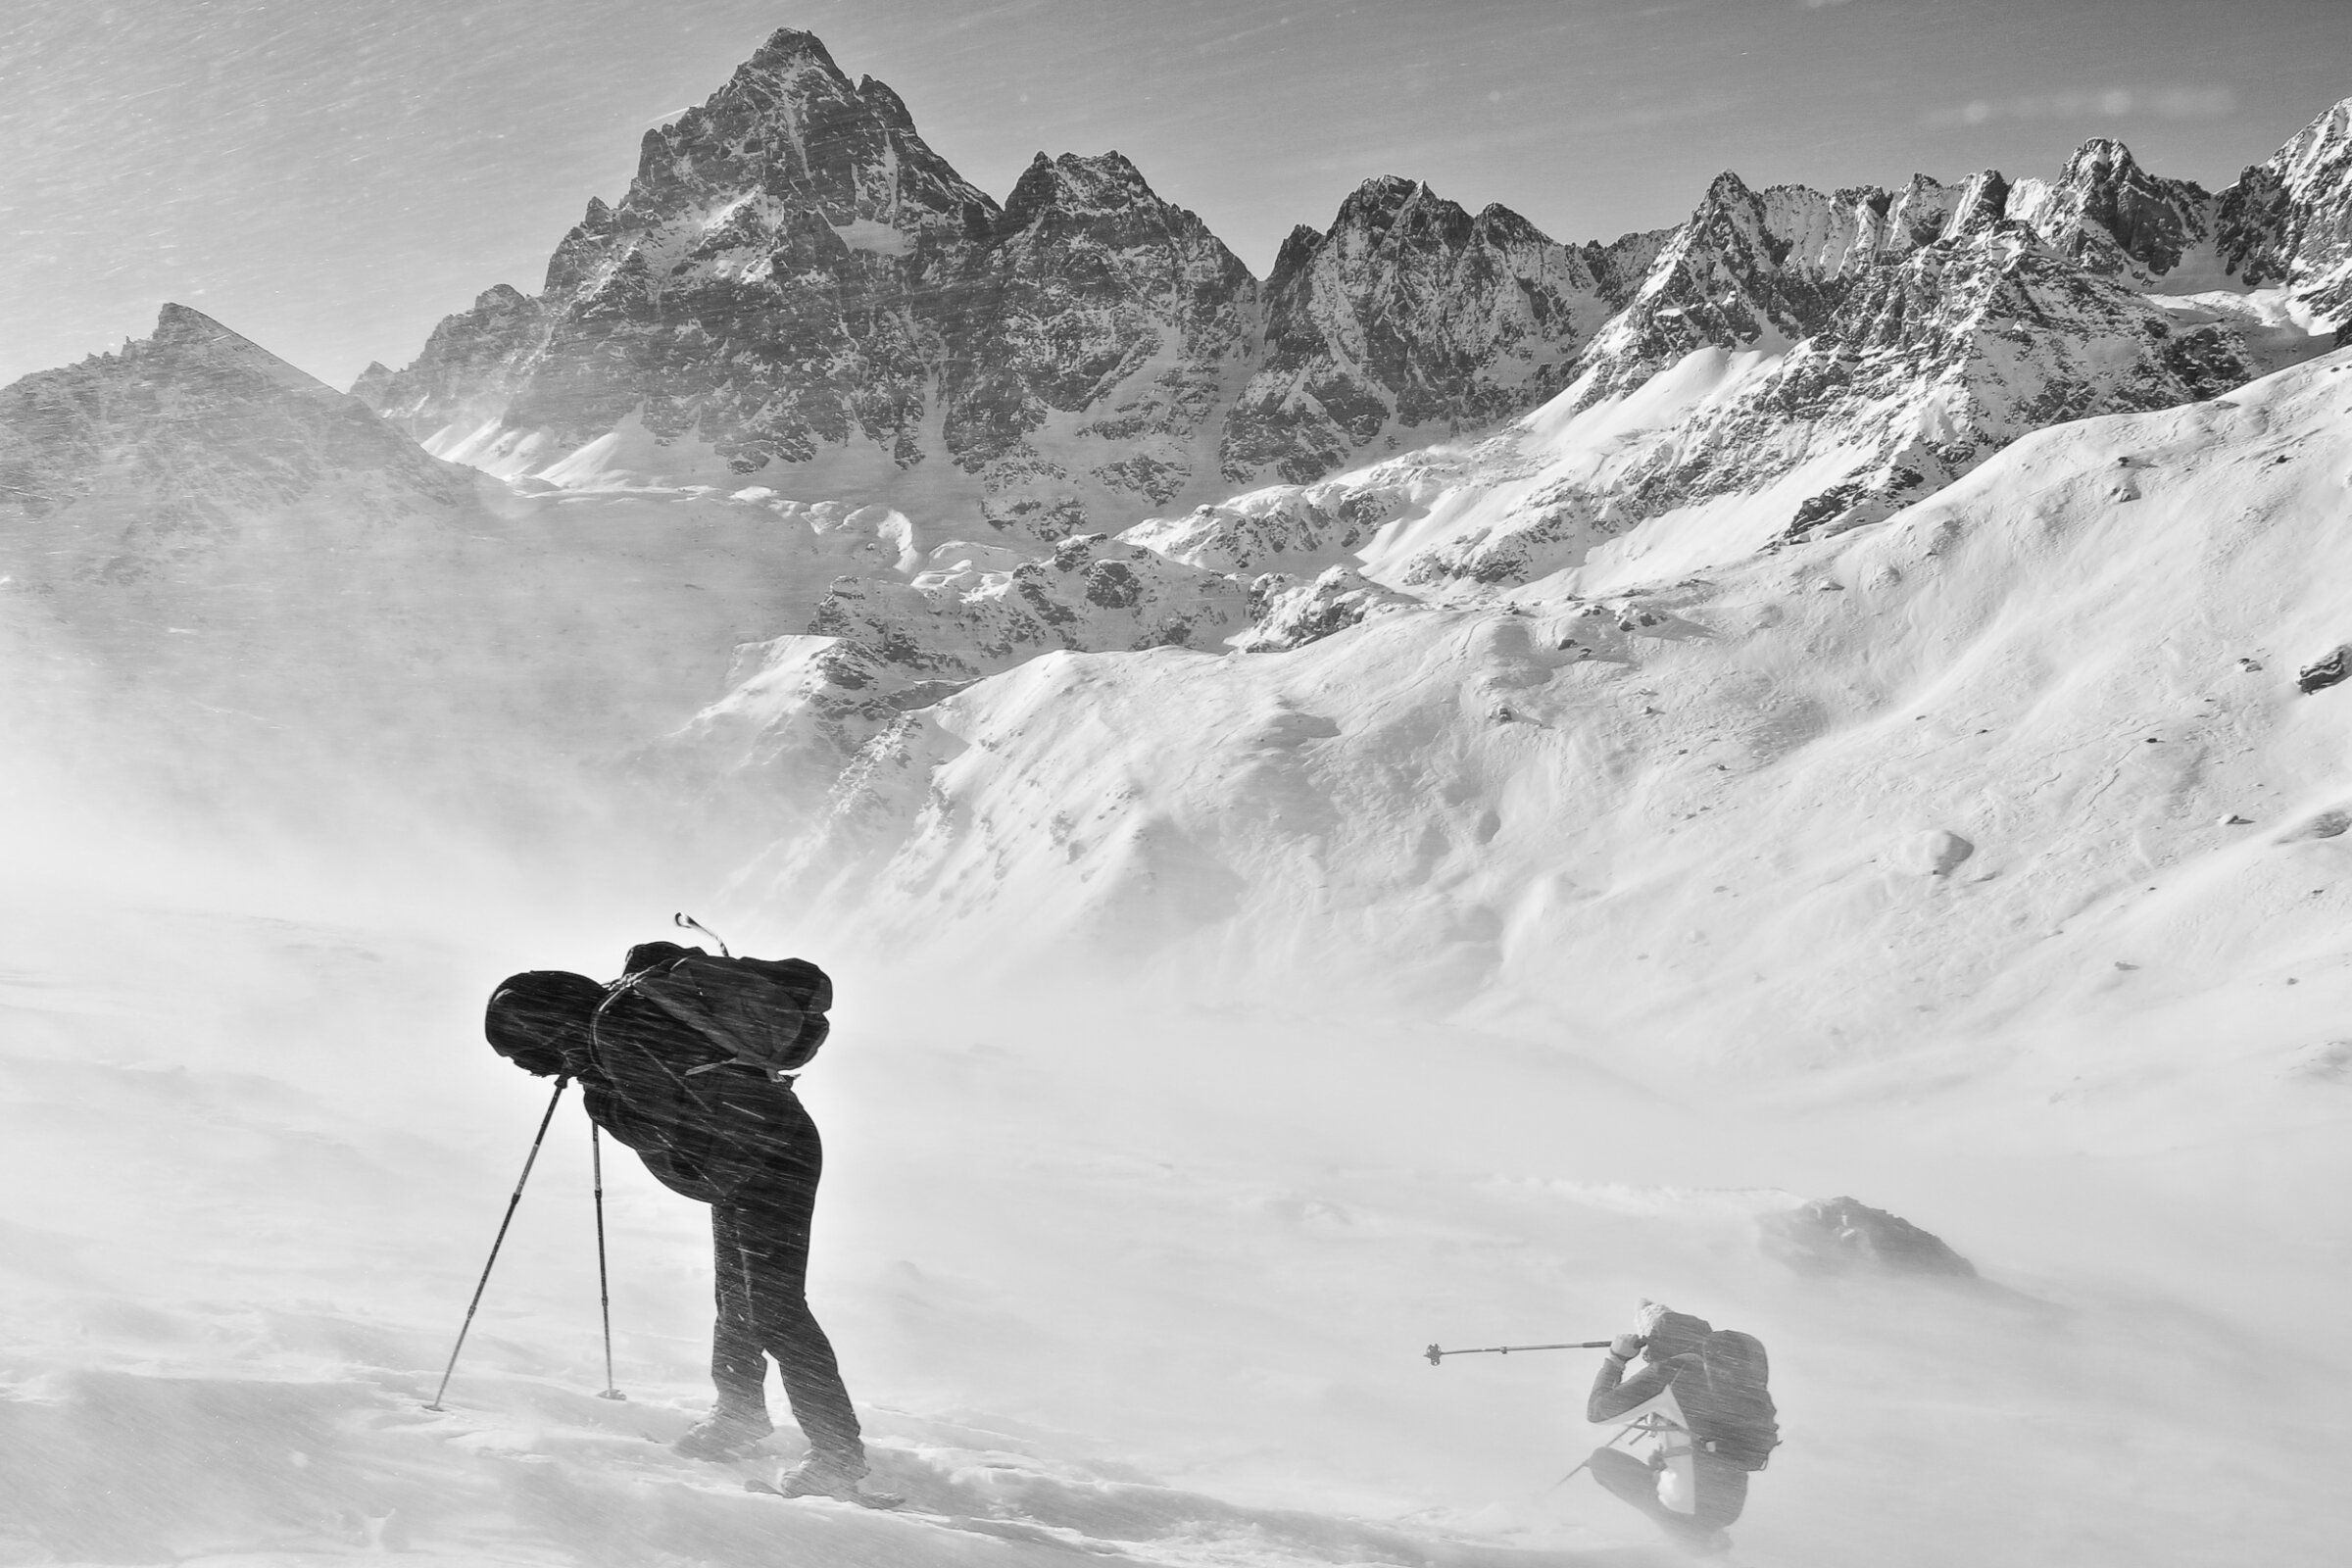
[362,29,1634,537]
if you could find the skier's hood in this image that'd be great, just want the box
[1637,1301,1715,1360]
[484,969,604,1077]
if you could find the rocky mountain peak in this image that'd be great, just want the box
[2278,95,2352,175]
[743,25,843,76]
[128,303,358,409]
[1222,175,1612,485]
[1,304,469,547]
[350,361,394,401]
[1940,170,2014,240]
[2005,136,2213,281]
[2218,96,2352,318]
[1886,174,1963,250]
[1266,223,1325,289]
[1306,175,1462,261]
[855,74,916,131]
[1698,169,1759,210]
[2061,136,2138,184]
[999,150,1166,232]
[1571,170,1849,399]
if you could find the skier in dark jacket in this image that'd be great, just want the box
[1581,1303,1773,1556]
[484,943,875,1502]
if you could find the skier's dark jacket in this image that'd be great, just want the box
[484,942,824,1206]
[1589,1328,1778,1471]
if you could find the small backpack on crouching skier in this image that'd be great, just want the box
[1688,1330,1780,1471]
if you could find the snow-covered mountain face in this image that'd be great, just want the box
[775,346,2352,1073]
[362,29,1272,537]
[361,29,1629,533]
[359,32,2352,648]
[2219,99,2352,318]
[1220,179,1656,485]
[359,41,2352,806]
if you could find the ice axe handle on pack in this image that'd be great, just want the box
[1424,1340,1615,1365]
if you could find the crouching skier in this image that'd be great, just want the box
[1582,1302,1778,1556]
[484,939,895,1506]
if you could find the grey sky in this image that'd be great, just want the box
[3,0,2345,389]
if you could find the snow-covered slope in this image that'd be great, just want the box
[16,64,2352,1568]
[769,347,2352,1076]
[6,881,2343,1568]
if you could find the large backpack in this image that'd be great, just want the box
[604,943,832,1081]
[1690,1330,1781,1471]
[482,943,833,1205]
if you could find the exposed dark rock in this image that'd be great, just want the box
[2218,100,2352,317]
[1762,1196,1978,1279]
[1222,177,1638,483]
[370,29,1679,535]
[945,151,1256,535]
[2011,138,2213,281]
[2297,643,2352,694]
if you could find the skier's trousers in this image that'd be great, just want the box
[708,1099,862,1462]
[1588,1446,1746,1539]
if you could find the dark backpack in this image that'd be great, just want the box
[606,943,832,1080]
[482,944,834,1205]
[1690,1330,1780,1471]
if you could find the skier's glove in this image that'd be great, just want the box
[1608,1334,1646,1361]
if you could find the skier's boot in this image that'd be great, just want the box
[671,1403,774,1461]
[774,1447,904,1508]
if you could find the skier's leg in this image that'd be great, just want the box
[671,1202,775,1458]
[1676,1457,1747,1536]
[1589,1446,1676,1525]
[738,1123,863,1467]
[709,1201,772,1420]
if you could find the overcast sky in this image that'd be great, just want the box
[3,0,2346,390]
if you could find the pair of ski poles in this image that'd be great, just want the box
[423,1077,625,1410]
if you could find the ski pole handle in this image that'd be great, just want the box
[1425,1341,1614,1364]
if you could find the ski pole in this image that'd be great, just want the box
[423,1077,569,1411]
[1425,1340,1614,1364]
[1547,1421,1642,1494]
[672,911,731,956]
[591,1121,625,1400]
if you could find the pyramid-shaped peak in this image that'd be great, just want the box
[2062,137,2141,180]
[746,27,844,74]
[143,304,333,396]
[1336,175,1423,220]
[1319,176,1480,253]
[1701,170,1760,206]
[2270,95,2352,176]
[153,301,239,347]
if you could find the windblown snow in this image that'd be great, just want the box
[6,33,2352,1568]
